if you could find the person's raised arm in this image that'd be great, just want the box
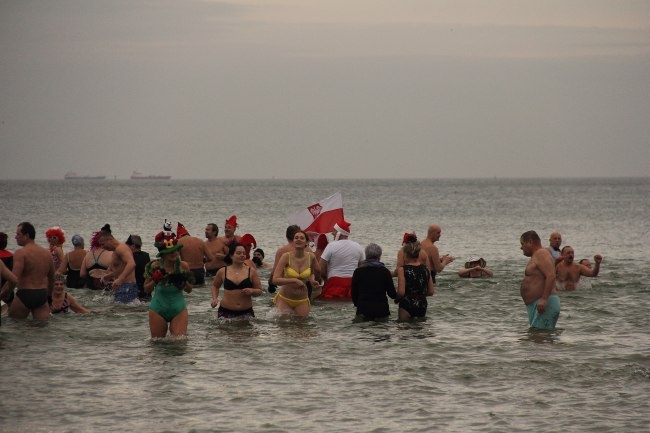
[581,255,602,277]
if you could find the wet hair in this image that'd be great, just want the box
[224,242,246,265]
[520,231,540,243]
[207,223,219,235]
[285,225,301,241]
[0,232,7,249]
[561,245,573,254]
[402,241,421,260]
[253,248,264,258]
[365,243,382,261]
[18,222,36,239]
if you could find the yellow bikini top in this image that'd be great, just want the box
[284,254,311,280]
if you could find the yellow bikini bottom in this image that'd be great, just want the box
[273,292,311,309]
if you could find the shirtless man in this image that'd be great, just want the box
[204,223,228,276]
[176,222,214,286]
[98,224,137,303]
[1,222,54,320]
[555,246,602,291]
[420,224,455,287]
[220,215,242,248]
[520,230,560,330]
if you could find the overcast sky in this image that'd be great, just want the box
[0,0,647,179]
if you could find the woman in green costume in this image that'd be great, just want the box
[144,221,195,338]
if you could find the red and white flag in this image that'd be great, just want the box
[288,192,344,235]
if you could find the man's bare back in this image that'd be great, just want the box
[179,236,212,269]
[106,242,136,285]
[14,242,53,289]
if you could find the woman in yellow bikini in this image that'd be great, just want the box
[271,230,321,317]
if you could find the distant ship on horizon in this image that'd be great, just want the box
[130,171,171,180]
[64,171,106,180]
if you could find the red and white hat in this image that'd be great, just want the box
[333,219,351,236]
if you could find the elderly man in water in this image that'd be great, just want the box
[555,246,602,291]
[520,230,560,330]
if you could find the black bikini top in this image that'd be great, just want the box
[224,267,252,291]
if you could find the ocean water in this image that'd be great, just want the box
[0,178,648,433]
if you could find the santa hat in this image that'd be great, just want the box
[333,219,351,236]
[177,222,190,237]
[225,215,238,229]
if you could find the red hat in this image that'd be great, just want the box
[239,233,257,259]
[333,219,351,236]
[225,215,238,229]
[177,222,190,237]
[402,232,417,245]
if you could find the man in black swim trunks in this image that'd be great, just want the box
[1,222,54,320]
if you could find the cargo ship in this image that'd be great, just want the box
[64,171,106,180]
[130,171,171,180]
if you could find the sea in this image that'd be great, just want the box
[0,177,648,433]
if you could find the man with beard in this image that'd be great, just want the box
[520,230,560,330]
[555,246,602,291]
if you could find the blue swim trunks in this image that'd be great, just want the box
[114,282,138,303]
[526,294,561,330]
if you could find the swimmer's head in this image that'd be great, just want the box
[402,232,417,245]
[402,241,421,260]
[549,232,562,249]
[561,246,574,263]
[365,243,383,261]
[71,234,84,247]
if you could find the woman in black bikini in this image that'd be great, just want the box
[210,242,263,319]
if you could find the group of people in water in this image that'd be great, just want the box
[0,218,603,336]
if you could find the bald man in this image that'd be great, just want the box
[420,224,455,287]
[546,232,562,262]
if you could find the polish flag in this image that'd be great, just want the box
[288,192,344,235]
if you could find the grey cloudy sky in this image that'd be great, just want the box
[0,0,647,179]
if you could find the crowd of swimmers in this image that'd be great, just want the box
[0,218,603,336]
